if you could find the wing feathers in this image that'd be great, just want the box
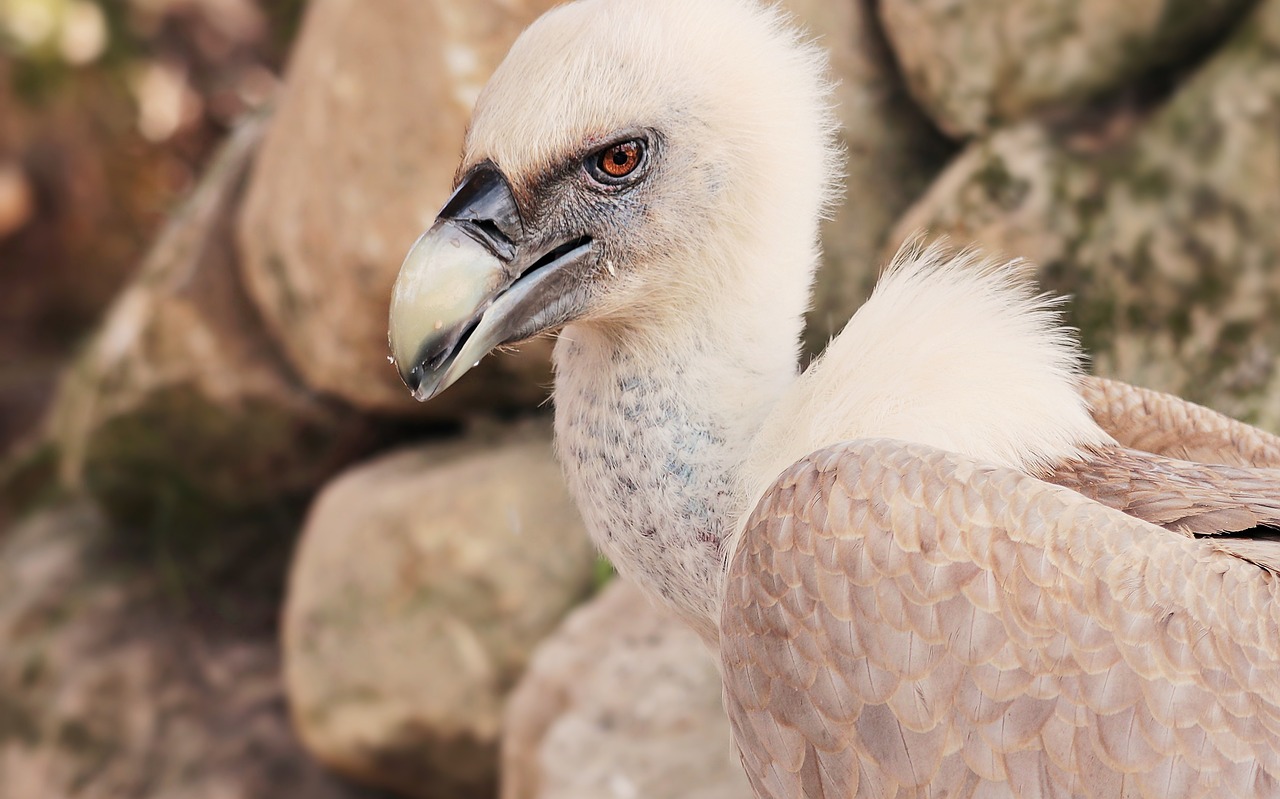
[1045,446,1280,539]
[721,439,1280,798]
[1082,377,1280,469]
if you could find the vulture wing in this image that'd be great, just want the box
[721,438,1280,799]
[1082,377,1280,469]
[1045,447,1280,540]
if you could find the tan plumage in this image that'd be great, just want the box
[384,0,1280,795]
[1046,446,1280,538]
[723,440,1280,798]
[1081,377,1280,469]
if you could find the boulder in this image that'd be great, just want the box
[891,0,1280,430]
[238,0,563,415]
[0,3,290,459]
[0,501,389,799]
[784,0,951,350]
[283,427,597,799]
[503,580,750,799]
[46,114,376,527]
[0,63,164,458]
[0,159,33,239]
[881,0,1253,137]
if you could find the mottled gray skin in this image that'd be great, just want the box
[553,327,777,643]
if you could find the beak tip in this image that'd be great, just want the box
[404,364,424,391]
[396,360,427,399]
[399,361,449,403]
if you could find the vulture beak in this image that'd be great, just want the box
[388,164,593,401]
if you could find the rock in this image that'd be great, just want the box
[0,160,33,239]
[0,3,293,458]
[283,427,597,799]
[0,501,390,799]
[784,0,951,350]
[238,0,563,415]
[890,0,1280,430]
[0,63,165,458]
[46,114,376,527]
[881,0,1253,137]
[503,580,750,799]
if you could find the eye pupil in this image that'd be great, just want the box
[592,139,645,181]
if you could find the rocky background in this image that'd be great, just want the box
[1,0,1276,796]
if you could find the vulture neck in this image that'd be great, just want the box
[552,243,811,642]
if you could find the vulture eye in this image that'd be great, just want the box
[588,139,647,184]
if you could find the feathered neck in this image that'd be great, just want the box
[552,241,1114,640]
[551,268,803,641]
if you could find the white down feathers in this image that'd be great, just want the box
[745,242,1118,517]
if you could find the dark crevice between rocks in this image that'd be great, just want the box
[0,440,61,536]
[861,0,960,158]
[1042,0,1265,153]
[351,726,498,799]
[797,0,959,362]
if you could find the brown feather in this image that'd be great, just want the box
[722,439,1280,798]
[1082,377,1280,468]
[1044,446,1280,539]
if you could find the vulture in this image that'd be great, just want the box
[387,0,1280,795]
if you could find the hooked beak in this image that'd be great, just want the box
[388,164,593,401]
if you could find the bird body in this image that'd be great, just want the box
[386,0,1280,795]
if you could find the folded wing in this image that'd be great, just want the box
[1082,377,1280,468]
[721,438,1280,799]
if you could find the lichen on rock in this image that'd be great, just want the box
[881,0,1255,136]
[892,0,1280,430]
[46,114,378,528]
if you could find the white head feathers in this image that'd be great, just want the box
[466,0,840,342]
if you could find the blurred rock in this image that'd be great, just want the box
[283,428,596,799]
[47,114,376,527]
[238,0,563,415]
[0,1,298,458]
[881,0,1253,137]
[891,0,1280,430]
[0,161,34,239]
[784,0,951,350]
[0,501,390,799]
[503,580,750,799]
[0,66,168,457]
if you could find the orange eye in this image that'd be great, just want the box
[590,139,647,183]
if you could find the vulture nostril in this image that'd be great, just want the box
[458,218,517,260]
[470,218,513,248]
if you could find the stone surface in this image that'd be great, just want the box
[881,0,1253,137]
[0,160,33,240]
[0,62,166,459]
[283,427,597,799]
[238,0,563,415]
[784,0,951,351]
[0,2,296,459]
[46,115,376,526]
[890,0,1280,430]
[0,501,391,799]
[503,580,750,799]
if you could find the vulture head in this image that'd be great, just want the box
[389,0,837,399]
